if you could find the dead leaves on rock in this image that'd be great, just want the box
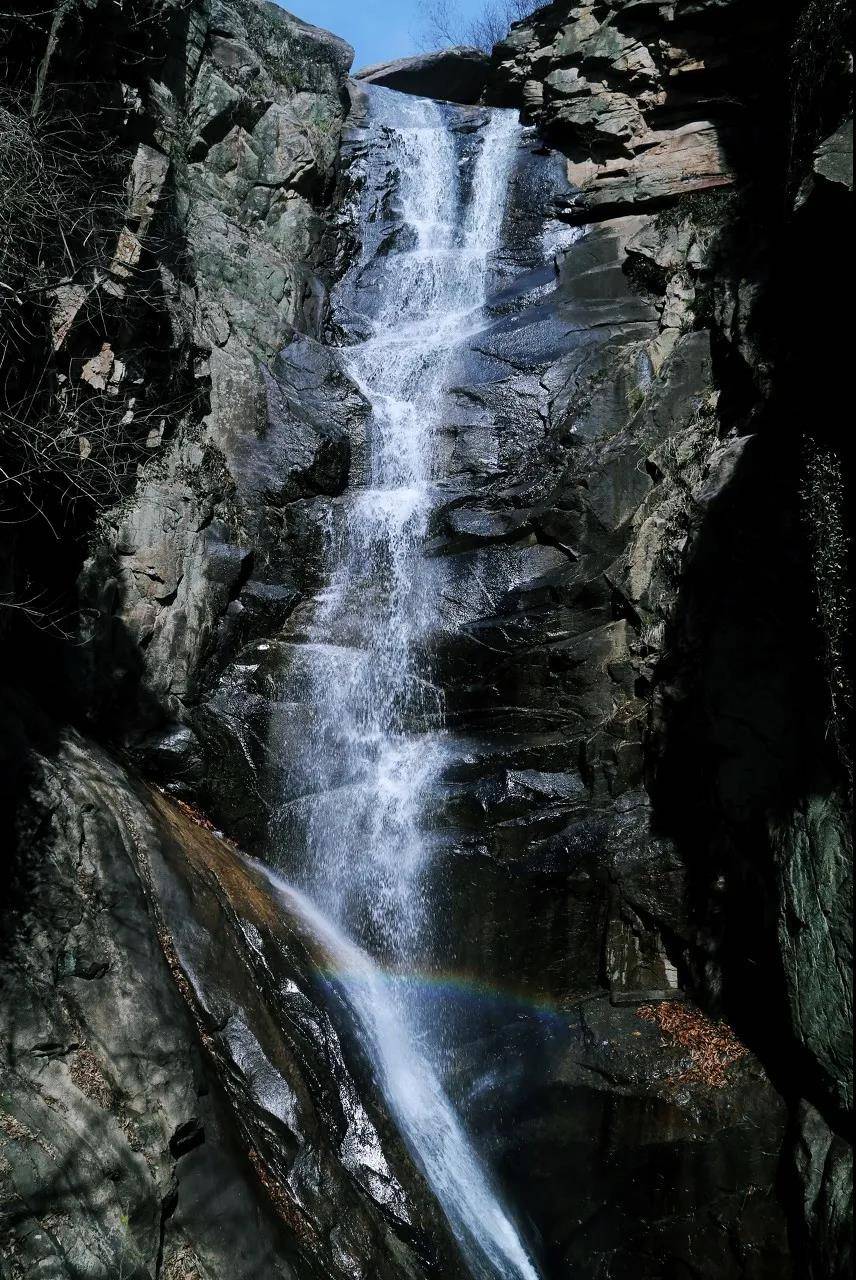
[638,1000,748,1087]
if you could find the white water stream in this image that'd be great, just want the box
[273,89,538,1279]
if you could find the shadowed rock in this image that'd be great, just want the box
[0,727,461,1280]
[355,47,490,104]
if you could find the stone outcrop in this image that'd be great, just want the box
[2,3,431,1277]
[0,719,457,1279]
[489,0,778,221]
[74,0,358,742]
[355,47,490,104]
[406,164,797,1277]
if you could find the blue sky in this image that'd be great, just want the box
[285,0,488,70]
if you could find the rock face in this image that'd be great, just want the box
[355,47,490,104]
[74,0,359,740]
[399,139,795,1278]
[3,3,441,1277]
[0,0,852,1278]
[488,0,779,221]
[0,719,458,1279]
[478,2,853,1274]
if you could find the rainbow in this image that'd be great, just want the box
[315,962,576,1025]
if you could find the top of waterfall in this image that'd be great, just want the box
[354,46,490,105]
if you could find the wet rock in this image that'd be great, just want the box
[135,723,203,784]
[606,913,682,1004]
[239,579,300,628]
[0,730,300,1280]
[147,789,462,1280]
[452,986,790,1280]
[791,1099,853,1280]
[226,331,367,506]
[0,728,461,1280]
[3,0,851,1274]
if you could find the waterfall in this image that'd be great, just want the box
[272,87,537,1280]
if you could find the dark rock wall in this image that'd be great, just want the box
[482,0,852,1275]
[1,722,304,1280]
[1,0,356,742]
[75,0,357,739]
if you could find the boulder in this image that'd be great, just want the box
[355,47,490,104]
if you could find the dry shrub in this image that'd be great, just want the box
[1,85,156,535]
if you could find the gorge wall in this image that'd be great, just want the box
[0,1,851,1279]
[484,4,853,1274]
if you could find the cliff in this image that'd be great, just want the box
[485,2,853,1272]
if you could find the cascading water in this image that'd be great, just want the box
[271,86,537,1280]
[295,90,520,957]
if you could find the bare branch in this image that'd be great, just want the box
[414,0,542,53]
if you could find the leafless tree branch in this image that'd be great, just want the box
[414,0,542,54]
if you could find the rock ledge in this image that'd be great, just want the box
[355,46,489,104]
